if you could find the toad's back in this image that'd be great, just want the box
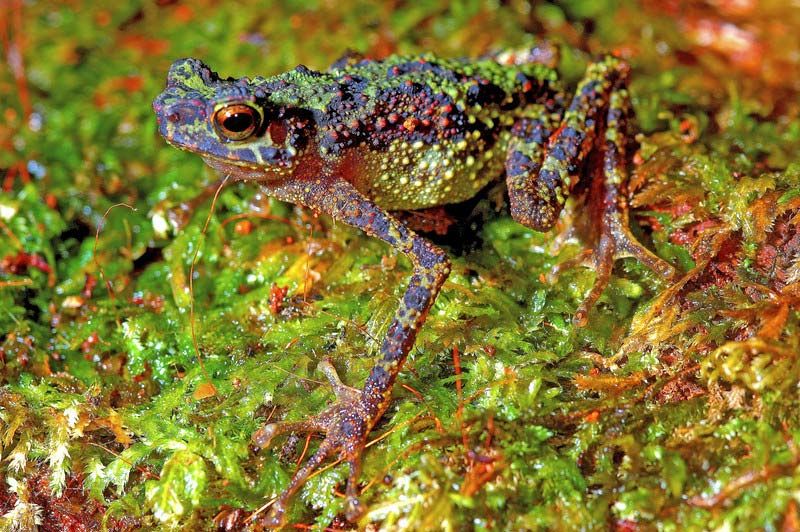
[262,54,564,209]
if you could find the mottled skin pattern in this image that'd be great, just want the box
[153,44,676,526]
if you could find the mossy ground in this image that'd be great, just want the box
[1,1,800,530]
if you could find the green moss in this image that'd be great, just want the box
[2,0,800,529]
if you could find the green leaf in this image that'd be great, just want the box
[145,451,207,523]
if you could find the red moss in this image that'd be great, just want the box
[755,212,800,290]
[0,469,132,532]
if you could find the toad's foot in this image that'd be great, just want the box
[546,193,676,326]
[252,360,371,528]
[567,200,677,327]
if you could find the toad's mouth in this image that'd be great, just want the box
[169,138,290,166]
[201,152,264,170]
[162,136,296,180]
[202,154,263,174]
[200,152,297,182]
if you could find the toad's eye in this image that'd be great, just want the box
[213,104,260,141]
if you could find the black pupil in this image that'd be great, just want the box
[223,111,254,133]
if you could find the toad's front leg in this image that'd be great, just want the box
[253,177,450,527]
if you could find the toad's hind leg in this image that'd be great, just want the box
[253,178,450,527]
[505,56,675,324]
[506,56,628,231]
[573,86,676,324]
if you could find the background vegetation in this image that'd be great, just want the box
[1,0,799,529]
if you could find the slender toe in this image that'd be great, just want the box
[318,359,361,402]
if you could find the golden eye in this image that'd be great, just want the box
[213,104,260,141]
